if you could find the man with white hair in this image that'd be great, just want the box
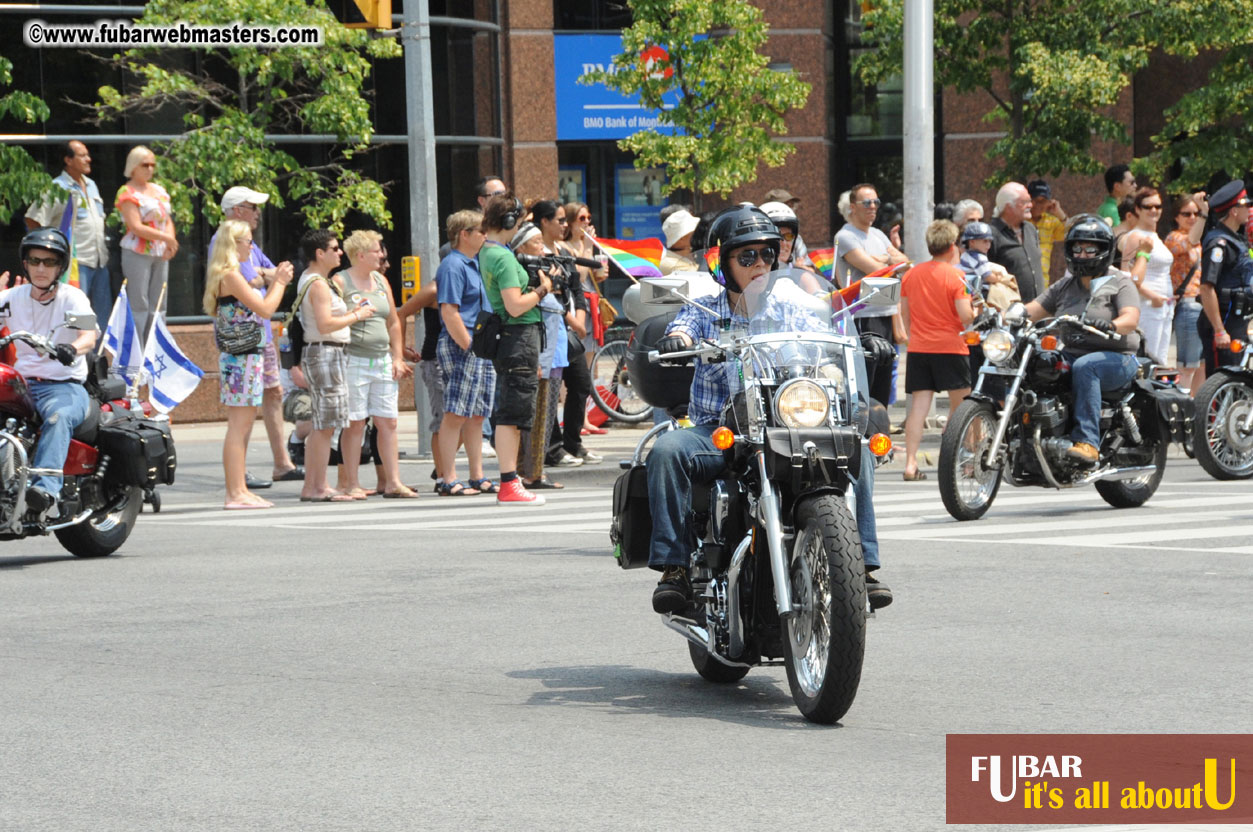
[987,181,1044,302]
[216,186,301,486]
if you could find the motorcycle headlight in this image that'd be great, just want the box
[982,329,1016,365]
[774,379,830,428]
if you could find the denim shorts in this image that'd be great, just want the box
[1174,299,1203,368]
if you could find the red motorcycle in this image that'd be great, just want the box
[0,320,175,557]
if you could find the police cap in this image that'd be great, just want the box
[1210,179,1248,214]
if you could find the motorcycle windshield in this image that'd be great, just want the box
[725,267,870,427]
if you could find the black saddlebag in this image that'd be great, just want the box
[610,463,652,569]
[96,417,176,487]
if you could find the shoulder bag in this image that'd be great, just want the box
[214,305,264,356]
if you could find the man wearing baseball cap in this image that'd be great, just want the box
[1198,179,1253,375]
[1027,179,1067,282]
[213,186,301,486]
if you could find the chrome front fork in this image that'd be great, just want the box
[755,451,794,619]
[985,344,1034,463]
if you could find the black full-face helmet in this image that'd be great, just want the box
[19,227,70,279]
[1062,213,1115,279]
[708,204,781,286]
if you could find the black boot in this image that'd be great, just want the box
[652,566,693,614]
[866,570,893,610]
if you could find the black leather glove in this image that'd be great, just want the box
[859,331,895,372]
[1081,315,1116,335]
[54,344,77,366]
[656,335,689,355]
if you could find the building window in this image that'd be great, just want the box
[554,0,632,31]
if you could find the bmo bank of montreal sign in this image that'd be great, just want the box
[553,34,682,141]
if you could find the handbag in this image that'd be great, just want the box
[598,296,618,328]
[471,308,504,359]
[214,306,264,355]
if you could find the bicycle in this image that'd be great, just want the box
[590,331,653,424]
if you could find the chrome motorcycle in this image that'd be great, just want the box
[610,269,895,724]
[1192,339,1253,479]
[938,305,1191,521]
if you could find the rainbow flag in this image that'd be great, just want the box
[807,247,835,281]
[703,247,720,281]
[56,191,80,289]
[591,236,663,279]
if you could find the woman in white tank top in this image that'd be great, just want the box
[1120,188,1175,364]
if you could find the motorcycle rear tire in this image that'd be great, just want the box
[1192,371,1253,480]
[1094,436,1168,508]
[783,495,866,725]
[54,485,142,558]
[688,643,750,683]
[938,399,1004,521]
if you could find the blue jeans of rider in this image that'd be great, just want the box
[29,381,91,496]
[1068,351,1139,448]
[647,424,880,572]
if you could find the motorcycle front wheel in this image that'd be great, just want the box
[54,485,143,557]
[1192,371,1253,479]
[939,399,1004,521]
[783,495,866,725]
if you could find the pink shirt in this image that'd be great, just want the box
[115,183,171,257]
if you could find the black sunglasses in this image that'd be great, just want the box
[24,256,62,268]
[734,247,777,268]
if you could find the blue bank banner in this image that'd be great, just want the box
[553,34,681,141]
[615,165,667,240]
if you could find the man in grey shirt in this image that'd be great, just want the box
[835,183,908,404]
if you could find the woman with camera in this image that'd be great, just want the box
[480,194,553,505]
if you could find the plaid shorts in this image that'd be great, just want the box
[261,341,281,389]
[303,342,349,430]
[437,332,496,419]
[419,357,445,433]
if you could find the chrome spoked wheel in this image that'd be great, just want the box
[788,525,831,698]
[1199,379,1253,478]
[939,399,1003,521]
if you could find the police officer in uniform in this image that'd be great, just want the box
[1198,180,1253,375]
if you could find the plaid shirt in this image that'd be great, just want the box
[666,285,827,425]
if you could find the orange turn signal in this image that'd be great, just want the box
[1231,339,1246,353]
[868,433,892,457]
[712,427,735,450]
[963,330,981,346]
[1039,335,1059,351]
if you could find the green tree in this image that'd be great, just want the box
[1144,42,1253,190]
[94,0,401,233]
[0,55,54,224]
[580,0,810,207]
[856,0,1243,186]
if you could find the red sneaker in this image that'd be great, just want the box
[496,479,546,505]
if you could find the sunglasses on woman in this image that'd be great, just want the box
[779,228,796,241]
[735,247,777,268]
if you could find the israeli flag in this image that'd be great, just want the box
[142,313,204,414]
[103,286,143,382]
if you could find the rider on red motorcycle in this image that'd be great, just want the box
[0,227,99,515]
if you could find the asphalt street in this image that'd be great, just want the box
[1,419,1251,831]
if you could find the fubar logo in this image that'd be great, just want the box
[971,755,1083,802]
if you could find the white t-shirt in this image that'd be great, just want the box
[1126,231,1175,300]
[0,284,93,381]
[835,224,898,318]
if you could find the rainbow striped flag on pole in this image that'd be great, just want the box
[806,247,836,282]
[591,236,664,280]
[55,191,80,289]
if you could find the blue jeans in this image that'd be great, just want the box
[1069,351,1139,447]
[646,424,880,570]
[29,381,91,495]
[77,264,113,333]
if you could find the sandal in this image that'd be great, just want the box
[436,480,480,497]
[523,476,564,490]
[902,470,928,481]
[467,478,497,494]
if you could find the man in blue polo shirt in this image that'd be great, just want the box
[434,209,498,495]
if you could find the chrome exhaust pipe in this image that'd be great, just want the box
[662,615,752,669]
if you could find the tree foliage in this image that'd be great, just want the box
[580,0,810,206]
[856,0,1246,187]
[94,0,401,233]
[0,55,55,224]
[1144,42,1253,190]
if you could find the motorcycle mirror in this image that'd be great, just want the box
[860,276,901,307]
[1003,302,1028,325]
[63,311,97,331]
[640,276,690,305]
